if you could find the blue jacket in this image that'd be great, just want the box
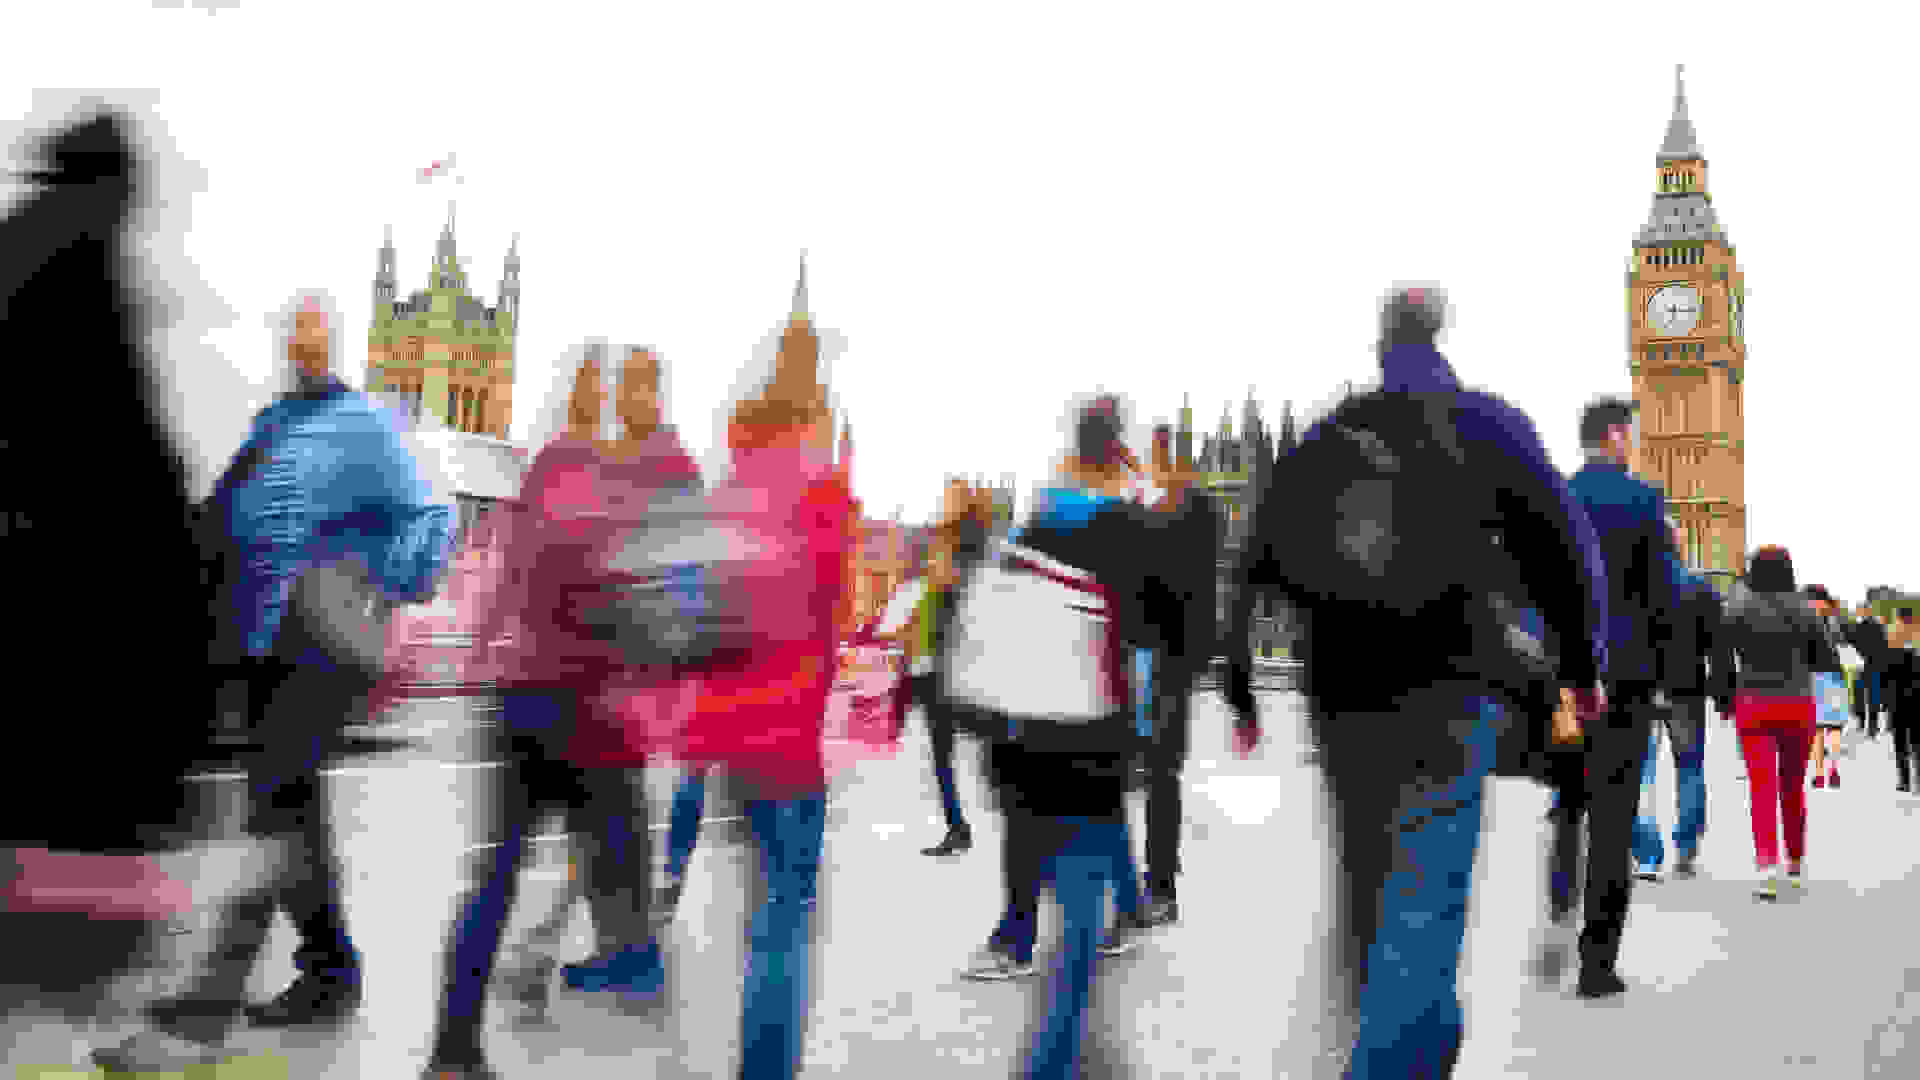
[1568,460,1682,686]
[1305,343,1609,697]
[209,376,456,666]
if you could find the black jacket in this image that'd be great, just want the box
[983,495,1180,819]
[0,111,215,853]
[1844,616,1890,672]
[1150,490,1224,692]
[1710,586,1840,699]
[1657,579,1722,696]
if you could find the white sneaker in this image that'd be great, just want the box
[961,945,1036,981]
[1754,869,1781,901]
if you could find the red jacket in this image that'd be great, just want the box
[680,444,854,798]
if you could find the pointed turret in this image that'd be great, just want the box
[497,231,521,328]
[374,224,398,312]
[791,250,810,325]
[1657,64,1704,163]
[1637,65,1725,247]
[1178,392,1194,471]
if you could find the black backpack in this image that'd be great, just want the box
[1243,388,1565,778]
[1251,389,1492,618]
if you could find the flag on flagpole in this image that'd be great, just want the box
[418,154,463,184]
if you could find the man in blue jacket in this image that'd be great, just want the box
[1227,285,1609,1077]
[96,293,456,1072]
[1549,396,1682,1002]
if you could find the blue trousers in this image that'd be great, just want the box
[430,691,651,1063]
[738,793,828,1080]
[667,766,711,881]
[1010,815,1131,1080]
[991,811,1141,967]
[1631,696,1708,871]
[1318,692,1497,1080]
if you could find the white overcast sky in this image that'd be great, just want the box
[6,1,1916,606]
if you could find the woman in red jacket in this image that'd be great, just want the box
[675,307,856,1079]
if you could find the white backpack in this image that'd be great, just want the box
[940,539,1131,745]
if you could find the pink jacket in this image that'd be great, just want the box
[473,431,702,766]
[680,445,854,797]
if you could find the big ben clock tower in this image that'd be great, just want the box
[1628,64,1747,595]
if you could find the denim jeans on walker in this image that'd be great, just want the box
[1339,696,1497,1080]
[738,793,828,1080]
[666,767,710,881]
[1017,815,1130,1080]
[1631,699,1708,871]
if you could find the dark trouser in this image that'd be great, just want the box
[1893,693,1919,789]
[1546,683,1657,978]
[925,692,968,832]
[1315,686,1499,1079]
[1141,684,1191,900]
[150,671,361,1046]
[429,691,651,1064]
[1853,667,1885,736]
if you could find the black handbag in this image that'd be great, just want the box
[270,557,394,686]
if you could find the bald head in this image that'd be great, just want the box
[1379,283,1449,347]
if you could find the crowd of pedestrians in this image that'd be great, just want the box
[6,104,1919,1080]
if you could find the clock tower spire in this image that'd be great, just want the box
[1627,65,1746,593]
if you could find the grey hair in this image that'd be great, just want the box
[1378,281,1450,345]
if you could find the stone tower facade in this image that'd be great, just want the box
[367,208,520,437]
[1184,392,1296,660]
[1627,65,1747,593]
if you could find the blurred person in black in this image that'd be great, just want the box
[1137,424,1223,927]
[1845,602,1890,740]
[0,100,231,1034]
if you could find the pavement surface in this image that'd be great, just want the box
[5,694,1918,1078]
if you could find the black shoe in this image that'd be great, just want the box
[245,969,362,1028]
[922,825,972,857]
[1898,782,1913,794]
[1098,914,1148,957]
[1573,969,1628,1000]
[1142,896,1179,928]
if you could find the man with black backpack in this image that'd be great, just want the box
[1224,285,1609,1077]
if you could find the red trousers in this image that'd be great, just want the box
[1733,694,1816,868]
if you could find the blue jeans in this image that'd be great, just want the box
[1331,694,1497,1080]
[739,793,828,1080]
[1630,699,1708,871]
[991,813,1141,967]
[667,767,710,881]
[431,691,651,1063]
[1133,649,1155,739]
[1014,816,1131,1080]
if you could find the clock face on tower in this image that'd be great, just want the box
[1648,284,1702,337]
